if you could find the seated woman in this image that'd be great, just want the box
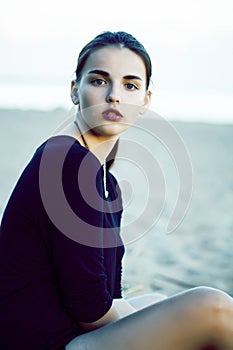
[0,31,232,350]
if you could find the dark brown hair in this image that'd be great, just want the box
[75,31,152,169]
[75,31,152,89]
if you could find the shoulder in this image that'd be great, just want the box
[35,135,100,170]
[36,135,86,159]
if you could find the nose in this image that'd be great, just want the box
[106,95,120,103]
[106,85,121,103]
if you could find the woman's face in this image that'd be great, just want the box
[73,46,151,137]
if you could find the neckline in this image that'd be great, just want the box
[47,134,109,169]
[44,135,116,200]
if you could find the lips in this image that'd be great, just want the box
[102,108,123,122]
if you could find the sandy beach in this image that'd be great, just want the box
[0,108,233,298]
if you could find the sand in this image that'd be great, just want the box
[0,108,233,298]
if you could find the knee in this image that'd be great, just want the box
[192,286,231,311]
[188,286,232,332]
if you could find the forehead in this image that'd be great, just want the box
[83,46,147,79]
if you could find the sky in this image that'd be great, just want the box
[1,0,233,123]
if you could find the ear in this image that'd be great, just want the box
[139,90,152,115]
[71,80,79,105]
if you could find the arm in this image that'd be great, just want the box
[43,139,131,331]
[79,298,137,332]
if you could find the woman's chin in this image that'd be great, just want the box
[93,122,130,137]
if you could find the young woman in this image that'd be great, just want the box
[0,31,233,350]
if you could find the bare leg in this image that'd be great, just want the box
[66,287,233,350]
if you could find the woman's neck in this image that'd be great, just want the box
[54,118,118,165]
[77,125,118,165]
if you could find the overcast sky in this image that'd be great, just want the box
[1,0,233,123]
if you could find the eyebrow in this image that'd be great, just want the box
[87,69,143,81]
[88,69,109,77]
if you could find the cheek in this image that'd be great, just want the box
[80,89,104,108]
[124,90,147,104]
[121,103,142,121]
[81,103,104,127]
[123,91,146,109]
[79,96,92,110]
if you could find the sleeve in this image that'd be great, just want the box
[52,233,113,324]
[113,245,125,299]
[39,137,113,323]
[104,171,125,300]
[109,172,125,299]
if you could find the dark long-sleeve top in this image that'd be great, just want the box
[0,136,124,350]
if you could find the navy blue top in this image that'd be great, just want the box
[0,136,124,350]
